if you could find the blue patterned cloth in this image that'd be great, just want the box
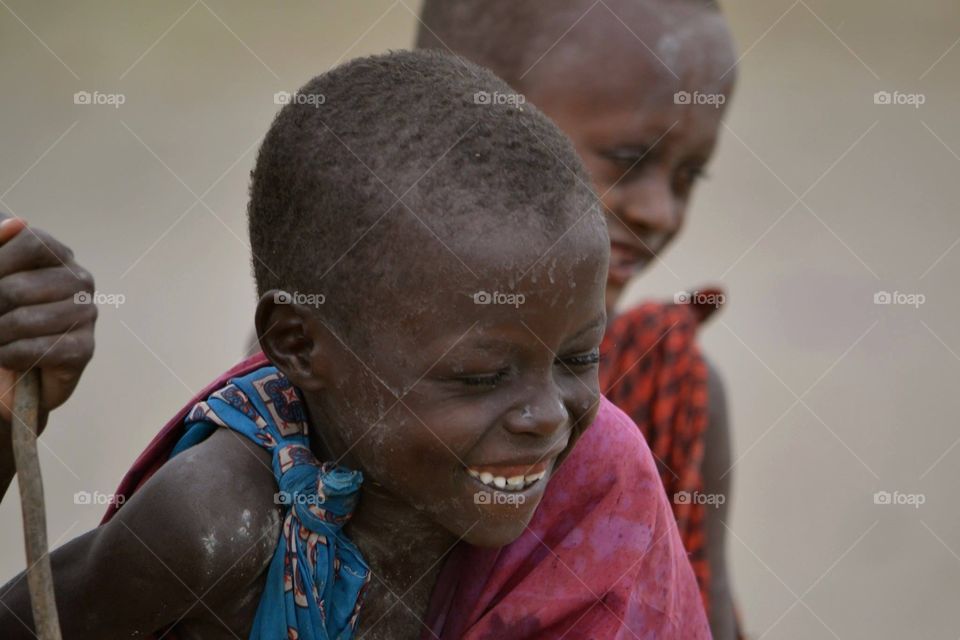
[178,365,370,639]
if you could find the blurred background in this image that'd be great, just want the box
[1,1,958,637]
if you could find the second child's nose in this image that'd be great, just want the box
[619,175,680,236]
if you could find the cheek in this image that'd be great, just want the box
[324,373,411,471]
[568,377,601,429]
[353,405,468,502]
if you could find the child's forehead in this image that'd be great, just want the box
[523,3,734,93]
[373,245,607,351]
[417,213,606,285]
[371,212,606,304]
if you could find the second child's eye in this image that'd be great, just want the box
[558,349,601,369]
[603,147,652,173]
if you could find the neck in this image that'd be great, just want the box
[303,397,457,592]
[348,481,458,587]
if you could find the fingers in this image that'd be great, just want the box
[0,218,97,416]
[0,327,95,415]
[0,217,27,244]
[0,224,76,279]
[0,326,94,377]
[0,266,95,318]
[0,297,97,346]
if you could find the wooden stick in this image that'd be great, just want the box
[10,369,62,639]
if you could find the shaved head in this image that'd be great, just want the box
[416,0,730,94]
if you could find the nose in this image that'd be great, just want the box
[502,384,570,440]
[614,172,680,237]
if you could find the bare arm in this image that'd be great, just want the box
[0,428,280,638]
[702,357,737,640]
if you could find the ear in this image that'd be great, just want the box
[255,289,328,392]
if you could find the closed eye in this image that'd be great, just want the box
[457,370,510,388]
[602,147,653,174]
[558,348,601,369]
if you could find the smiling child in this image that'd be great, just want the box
[416,2,741,636]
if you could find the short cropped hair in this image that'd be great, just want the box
[248,49,598,339]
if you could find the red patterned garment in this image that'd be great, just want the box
[599,296,720,613]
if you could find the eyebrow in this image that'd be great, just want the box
[567,312,607,342]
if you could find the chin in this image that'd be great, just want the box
[454,499,543,548]
[462,518,536,548]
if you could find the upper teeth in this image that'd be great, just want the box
[467,468,546,491]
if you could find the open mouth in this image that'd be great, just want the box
[465,461,549,492]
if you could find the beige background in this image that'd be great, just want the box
[1,1,958,638]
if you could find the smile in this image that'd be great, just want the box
[466,462,549,492]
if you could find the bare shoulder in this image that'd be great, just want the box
[94,428,282,612]
[109,429,280,590]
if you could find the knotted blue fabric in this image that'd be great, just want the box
[179,365,370,639]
